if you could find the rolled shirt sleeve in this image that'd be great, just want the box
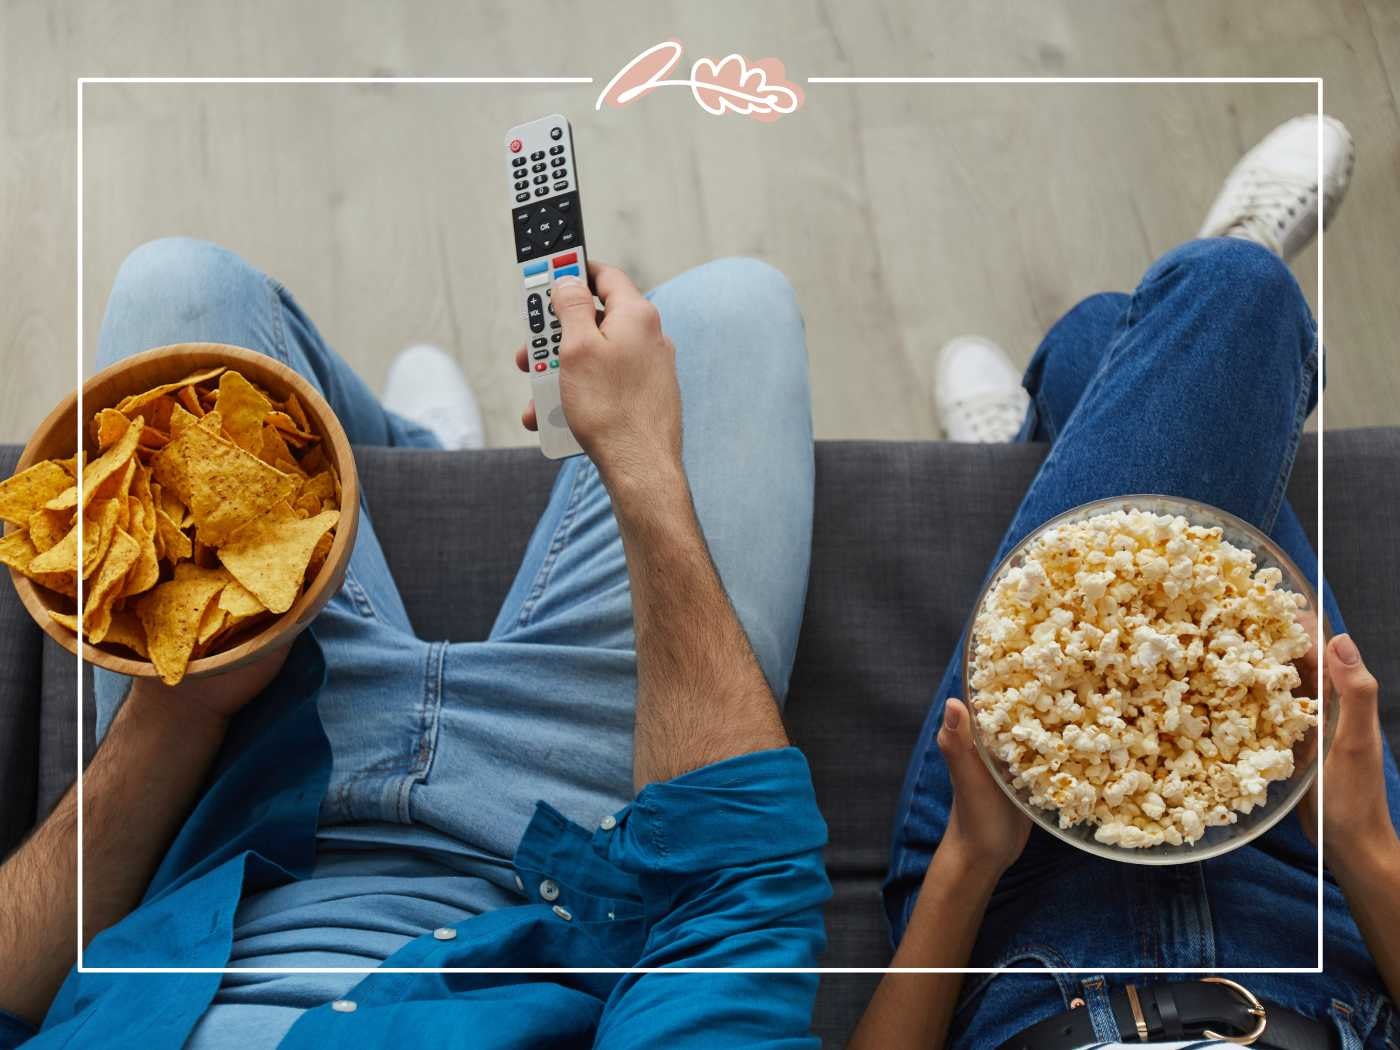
[591,746,831,1049]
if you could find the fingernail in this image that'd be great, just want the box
[943,704,962,731]
[1334,634,1361,666]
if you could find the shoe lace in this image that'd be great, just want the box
[1224,166,1319,251]
[950,390,1026,442]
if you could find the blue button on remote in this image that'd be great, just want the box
[522,259,548,277]
[552,264,580,279]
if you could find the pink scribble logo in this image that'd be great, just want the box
[596,40,803,122]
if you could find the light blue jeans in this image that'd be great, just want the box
[94,239,813,1031]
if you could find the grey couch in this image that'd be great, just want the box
[3,431,1397,1047]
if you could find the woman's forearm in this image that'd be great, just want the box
[1332,833,1400,1004]
[848,838,1002,1050]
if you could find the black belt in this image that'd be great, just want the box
[998,978,1338,1049]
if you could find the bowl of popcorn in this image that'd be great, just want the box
[965,495,1323,864]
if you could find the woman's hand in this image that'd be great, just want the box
[1298,634,1400,869]
[126,643,291,729]
[937,697,1031,875]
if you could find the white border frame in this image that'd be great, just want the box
[73,72,1321,980]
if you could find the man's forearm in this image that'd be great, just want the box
[848,839,1000,1050]
[608,463,788,791]
[1333,834,1400,1004]
[0,684,227,1024]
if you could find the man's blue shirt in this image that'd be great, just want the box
[5,633,830,1048]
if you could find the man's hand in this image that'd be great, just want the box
[517,262,682,492]
[1298,634,1400,867]
[937,697,1030,876]
[129,643,290,728]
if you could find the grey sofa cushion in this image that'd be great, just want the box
[3,429,1398,1047]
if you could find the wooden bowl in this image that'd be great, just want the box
[7,343,359,679]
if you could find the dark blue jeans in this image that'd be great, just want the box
[884,239,1400,1048]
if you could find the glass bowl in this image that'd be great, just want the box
[963,494,1328,866]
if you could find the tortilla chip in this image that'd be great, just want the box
[218,502,338,614]
[114,367,226,416]
[282,391,310,431]
[218,577,267,621]
[304,530,333,582]
[299,445,327,475]
[0,461,75,525]
[196,602,228,647]
[104,610,149,657]
[135,571,228,684]
[94,409,132,449]
[83,527,140,643]
[80,413,144,504]
[138,426,170,450]
[57,452,85,478]
[28,506,70,553]
[217,370,273,454]
[124,465,161,595]
[154,504,192,566]
[152,418,299,547]
[48,610,78,631]
[267,411,318,444]
[176,384,205,418]
[0,529,37,573]
[169,401,200,440]
[29,499,120,579]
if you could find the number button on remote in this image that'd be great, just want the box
[548,145,564,155]
[550,126,563,140]
[530,150,545,161]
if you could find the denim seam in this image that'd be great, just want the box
[265,277,293,367]
[1261,323,1318,534]
[516,463,588,628]
[397,640,446,822]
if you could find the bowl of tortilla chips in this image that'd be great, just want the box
[0,343,358,685]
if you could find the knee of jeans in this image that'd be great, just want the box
[660,256,806,366]
[1171,236,1302,309]
[101,238,268,364]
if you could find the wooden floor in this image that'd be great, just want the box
[2,0,1397,446]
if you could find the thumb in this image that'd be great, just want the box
[1328,634,1380,741]
[937,698,981,771]
[551,276,599,346]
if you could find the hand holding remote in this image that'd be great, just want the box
[517,261,682,493]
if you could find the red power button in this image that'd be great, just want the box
[509,138,523,153]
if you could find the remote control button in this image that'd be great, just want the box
[532,348,549,360]
[514,180,528,191]
[523,259,548,277]
[557,226,577,249]
[550,332,561,344]
[552,263,580,280]
[549,145,564,155]
[550,126,563,140]
[550,320,561,330]
[534,362,547,372]
[552,252,578,268]
[550,156,565,167]
[548,301,555,315]
[532,162,546,173]
[527,293,544,333]
[533,174,548,185]
[509,139,522,153]
[553,181,568,192]
[530,150,545,161]
[512,156,526,167]
[515,206,532,224]
[549,358,558,368]
[534,187,548,197]
[554,196,574,213]
[531,336,547,347]
[515,192,530,202]
[524,271,549,289]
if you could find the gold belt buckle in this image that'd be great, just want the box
[1200,976,1269,1046]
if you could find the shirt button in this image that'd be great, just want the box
[331,999,357,1013]
[539,879,560,902]
[513,873,525,893]
[599,815,617,831]
[433,927,457,941]
[552,905,573,921]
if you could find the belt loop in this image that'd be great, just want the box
[1080,976,1121,1042]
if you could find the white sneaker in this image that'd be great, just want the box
[1198,114,1354,261]
[935,336,1029,443]
[382,344,485,450]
